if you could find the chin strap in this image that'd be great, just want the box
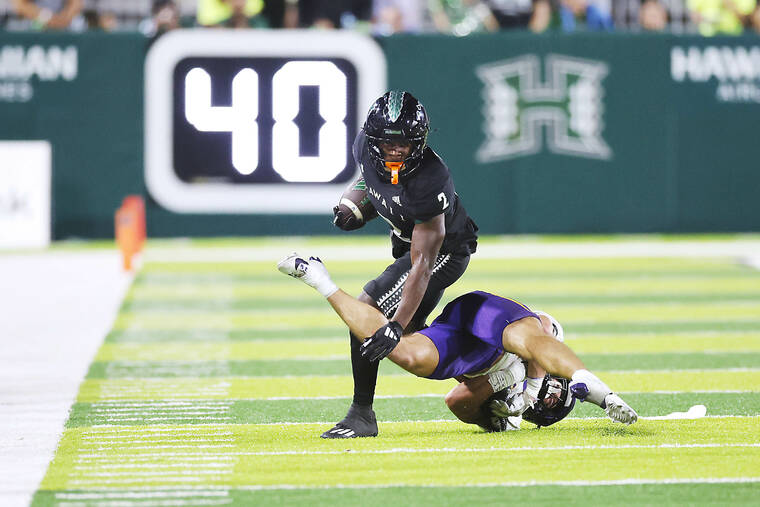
[385,161,403,184]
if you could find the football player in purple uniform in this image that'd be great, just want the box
[329,91,478,438]
[278,254,638,432]
[444,311,577,432]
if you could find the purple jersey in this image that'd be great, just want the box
[418,291,539,380]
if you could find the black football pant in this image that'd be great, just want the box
[350,251,471,407]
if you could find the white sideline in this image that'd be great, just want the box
[0,251,133,507]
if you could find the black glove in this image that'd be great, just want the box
[360,321,403,362]
[333,206,363,231]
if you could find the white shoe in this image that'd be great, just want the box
[277,252,309,279]
[277,253,338,297]
[604,393,638,425]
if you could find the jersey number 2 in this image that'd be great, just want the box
[437,192,449,210]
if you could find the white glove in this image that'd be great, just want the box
[490,389,535,418]
[487,359,526,393]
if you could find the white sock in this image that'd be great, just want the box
[301,258,338,298]
[314,278,338,298]
[571,369,613,407]
[524,376,543,401]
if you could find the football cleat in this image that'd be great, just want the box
[603,393,638,425]
[277,252,309,279]
[277,253,337,297]
[321,403,378,439]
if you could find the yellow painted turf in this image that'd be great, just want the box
[41,418,760,490]
[76,370,760,402]
[128,277,760,300]
[113,301,760,331]
[95,332,760,361]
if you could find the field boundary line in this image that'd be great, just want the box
[251,389,758,401]
[143,237,760,263]
[38,477,760,494]
[82,443,760,459]
[249,415,758,426]
[234,476,760,490]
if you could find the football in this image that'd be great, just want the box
[336,177,378,228]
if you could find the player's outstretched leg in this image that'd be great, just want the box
[278,253,391,339]
[278,254,385,438]
[502,318,638,425]
[277,253,442,435]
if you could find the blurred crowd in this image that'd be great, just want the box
[1,0,759,36]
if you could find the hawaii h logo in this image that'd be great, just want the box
[477,54,611,162]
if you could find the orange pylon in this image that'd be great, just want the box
[115,195,146,271]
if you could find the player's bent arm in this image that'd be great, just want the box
[445,358,544,430]
[391,214,445,331]
[526,361,546,380]
[445,375,495,426]
[326,290,439,377]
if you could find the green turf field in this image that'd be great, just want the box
[33,237,760,506]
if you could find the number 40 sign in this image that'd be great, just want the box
[145,30,386,214]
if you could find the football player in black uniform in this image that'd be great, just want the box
[329,90,479,438]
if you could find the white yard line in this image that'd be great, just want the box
[0,251,133,507]
[166,442,760,457]
[143,237,760,262]
[239,477,760,490]
[39,479,760,497]
[256,390,756,401]
[253,414,758,426]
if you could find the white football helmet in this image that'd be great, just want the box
[535,310,564,342]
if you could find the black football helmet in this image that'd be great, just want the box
[364,90,429,184]
[522,375,576,427]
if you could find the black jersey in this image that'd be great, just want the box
[353,130,478,257]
